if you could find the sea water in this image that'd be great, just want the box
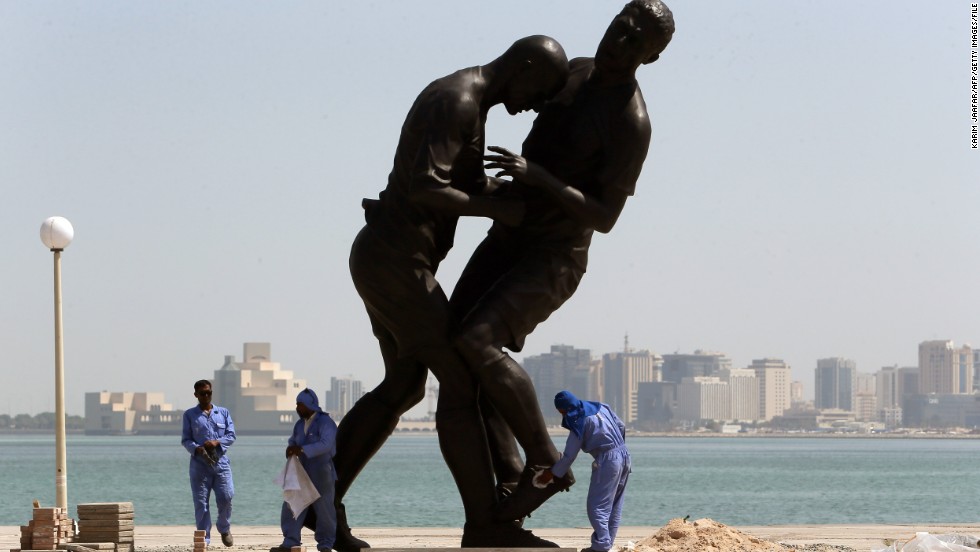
[1,434,978,528]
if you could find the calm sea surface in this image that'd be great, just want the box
[1,434,978,528]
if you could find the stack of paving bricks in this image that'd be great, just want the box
[59,544,116,552]
[193,530,206,552]
[74,502,134,552]
[16,506,74,551]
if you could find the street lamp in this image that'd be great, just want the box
[40,216,74,511]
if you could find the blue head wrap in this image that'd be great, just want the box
[297,388,321,412]
[554,390,601,438]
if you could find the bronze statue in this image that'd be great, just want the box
[335,0,675,546]
[334,35,569,551]
[449,0,675,523]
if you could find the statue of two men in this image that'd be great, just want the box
[334,2,675,549]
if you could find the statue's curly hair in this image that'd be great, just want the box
[625,0,675,58]
[627,0,675,31]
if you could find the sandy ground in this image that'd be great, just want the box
[3,523,980,551]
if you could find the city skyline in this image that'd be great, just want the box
[3,2,977,417]
[7,336,975,418]
[25,337,980,431]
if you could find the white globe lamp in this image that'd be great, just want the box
[40,216,74,251]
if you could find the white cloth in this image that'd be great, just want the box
[531,465,554,489]
[274,455,321,519]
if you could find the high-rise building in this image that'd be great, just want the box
[588,358,604,403]
[814,357,856,411]
[523,344,594,424]
[877,365,903,423]
[212,342,306,434]
[975,349,980,393]
[918,340,974,394]
[719,368,759,422]
[602,348,661,425]
[852,392,877,422]
[324,376,365,419]
[661,351,731,383]
[898,366,920,398]
[750,358,791,421]
[636,381,676,427]
[876,366,900,410]
[675,377,729,422]
[855,373,875,394]
[789,381,805,406]
[903,394,980,427]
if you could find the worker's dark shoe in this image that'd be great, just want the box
[269,547,290,552]
[461,521,559,548]
[334,502,371,552]
[493,466,575,522]
[221,532,234,547]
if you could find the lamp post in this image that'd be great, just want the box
[40,216,74,511]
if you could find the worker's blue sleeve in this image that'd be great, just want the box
[612,408,626,440]
[551,430,582,478]
[217,408,236,453]
[181,408,200,454]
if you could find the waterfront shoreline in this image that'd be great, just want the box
[3,523,980,551]
[5,429,979,439]
[625,431,980,438]
[6,436,980,528]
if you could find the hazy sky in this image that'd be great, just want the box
[2,1,977,418]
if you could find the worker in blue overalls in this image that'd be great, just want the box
[536,390,631,552]
[181,379,236,547]
[276,388,337,552]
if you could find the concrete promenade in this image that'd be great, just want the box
[4,523,980,551]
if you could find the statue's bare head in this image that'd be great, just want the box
[494,35,569,114]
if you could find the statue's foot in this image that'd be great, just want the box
[335,503,371,552]
[493,466,574,522]
[461,521,559,548]
[335,529,371,552]
[495,481,526,526]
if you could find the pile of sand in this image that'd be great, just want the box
[635,518,788,552]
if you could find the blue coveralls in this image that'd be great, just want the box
[181,405,236,543]
[551,404,630,552]
[280,411,338,551]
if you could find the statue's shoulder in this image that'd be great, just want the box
[569,57,595,72]
[609,79,650,138]
[625,88,651,133]
[416,68,482,121]
[566,57,595,90]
